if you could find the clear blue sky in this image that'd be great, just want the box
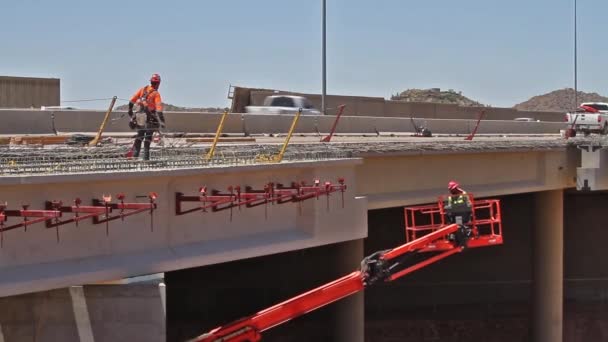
[2,0,606,109]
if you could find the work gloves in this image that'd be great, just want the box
[127,102,136,129]
[128,102,134,118]
[157,112,166,129]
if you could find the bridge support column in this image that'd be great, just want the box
[532,190,563,342]
[334,239,364,342]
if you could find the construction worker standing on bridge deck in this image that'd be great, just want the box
[128,73,165,161]
[444,181,473,247]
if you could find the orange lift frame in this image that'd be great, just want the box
[191,194,503,342]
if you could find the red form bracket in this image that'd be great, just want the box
[290,178,347,211]
[92,193,158,234]
[175,179,347,219]
[0,193,158,247]
[464,110,486,141]
[321,104,346,142]
[0,203,62,246]
[175,187,238,217]
[176,185,275,220]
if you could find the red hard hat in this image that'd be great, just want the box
[150,74,161,83]
[448,181,459,191]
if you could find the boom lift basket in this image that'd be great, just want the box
[404,194,503,251]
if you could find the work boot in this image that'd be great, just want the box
[143,140,152,161]
[132,142,142,158]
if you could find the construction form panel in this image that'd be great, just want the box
[0,159,367,297]
[357,150,577,209]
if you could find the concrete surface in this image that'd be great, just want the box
[0,284,164,342]
[0,159,367,297]
[355,149,577,209]
[0,135,589,297]
[0,132,604,341]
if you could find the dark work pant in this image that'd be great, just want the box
[133,125,156,160]
[447,212,471,225]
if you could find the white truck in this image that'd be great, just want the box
[245,95,321,115]
[565,102,608,136]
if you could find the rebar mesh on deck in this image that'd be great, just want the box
[0,145,353,176]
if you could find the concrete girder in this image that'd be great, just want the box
[357,150,577,209]
[0,159,367,297]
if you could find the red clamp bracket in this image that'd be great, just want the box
[296,178,347,210]
[45,197,112,242]
[92,193,158,234]
[0,203,62,246]
[176,186,237,216]
[236,184,274,219]
[273,182,301,204]
[176,184,275,220]
[0,193,158,247]
[175,179,347,218]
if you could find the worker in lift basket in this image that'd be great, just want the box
[127,73,166,161]
[444,181,473,247]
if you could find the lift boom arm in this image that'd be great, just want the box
[192,224,461,342]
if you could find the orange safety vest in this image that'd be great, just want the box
[130,85,163,112]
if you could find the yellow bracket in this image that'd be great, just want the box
[255,109,302,163]
[88,96,117,146]
[205,110,229,160]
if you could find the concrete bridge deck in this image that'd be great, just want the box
[0,134,591,298]
[2,131,607,341]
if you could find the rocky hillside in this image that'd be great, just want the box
[513,88,608,112]
[115,103,227,112]
[391,88,484,106]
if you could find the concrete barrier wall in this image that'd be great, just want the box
[0,110,245,134]
[0,109,55,134]
[242,88,567,122]
[0,109,566,136]
[423,118,566,135]
[317,115,565,135]
[61,111,244,134]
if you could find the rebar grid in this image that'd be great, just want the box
[0,145,353,176]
